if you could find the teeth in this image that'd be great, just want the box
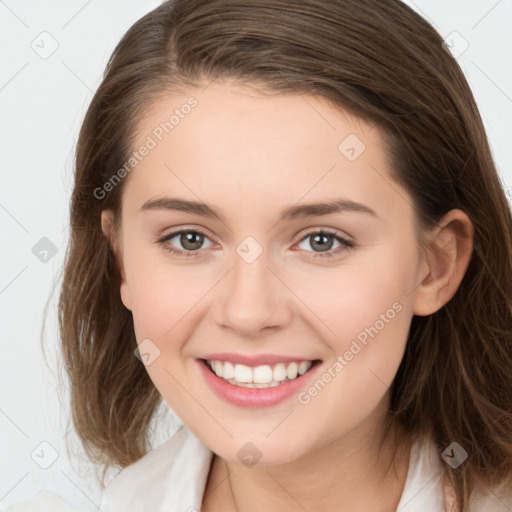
[206,360,313,387]
[273,363,287,382]
[298,361,310,375]
[287,362,298,380]
[223,361,235,379]
[234,364,253,383]
[213,360,223,378]
[253,365,273,384]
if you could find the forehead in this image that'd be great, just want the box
[135,80,377,157]
[122,81,409,225]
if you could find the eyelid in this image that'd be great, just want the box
[156,225,217,243]
[155,227,216,249]
[294,228,355,258]
[156,225,352,243]
[296,226,353,243]
[156,226,355,258]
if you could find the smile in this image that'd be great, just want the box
[198,356,322,408]
[206,359,315,388]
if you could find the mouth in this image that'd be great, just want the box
[200,358,322,388]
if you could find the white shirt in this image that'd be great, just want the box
[4,424,512,511]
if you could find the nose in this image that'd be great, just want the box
[213,246,293,338]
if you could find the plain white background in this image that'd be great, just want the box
[1,1,511,510]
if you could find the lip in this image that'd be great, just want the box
[197,357,322,408]
[201,352,315,367]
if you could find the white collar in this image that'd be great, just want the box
[395,435,445,510]
[100,425,447,512]
[100,424,213,511]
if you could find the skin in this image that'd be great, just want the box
[101,80,473,511]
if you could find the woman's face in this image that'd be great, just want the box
[103,80,429,465]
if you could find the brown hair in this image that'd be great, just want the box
[54,0,512,508]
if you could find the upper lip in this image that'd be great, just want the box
[200,352,319,367]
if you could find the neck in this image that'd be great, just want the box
[202,406,412,512]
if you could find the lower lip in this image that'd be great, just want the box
[197,359,322,408]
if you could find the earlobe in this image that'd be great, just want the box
[101,209,132,311]
[120,281,132,312]
[413,209,474,316]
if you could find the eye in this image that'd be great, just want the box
[295,229,354,258]
[156,229,215,258]
[156,228,355,259]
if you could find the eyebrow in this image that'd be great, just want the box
[138,197,378,222]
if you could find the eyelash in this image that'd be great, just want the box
[156,228,355,259]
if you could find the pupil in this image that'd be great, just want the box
[181,232,203,250]
[312,234,333,252]
[178,232,334,252]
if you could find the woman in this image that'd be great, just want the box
[7,1,512,510]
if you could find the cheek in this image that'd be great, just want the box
[124,259,209,418]
[123,238,206,337]
[287,252,414,350]
[288,286,411,452]
[287,248,415,404]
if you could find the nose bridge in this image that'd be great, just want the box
[232,239,271,296]
[214,236,291,336]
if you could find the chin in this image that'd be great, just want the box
[212,435,311,468]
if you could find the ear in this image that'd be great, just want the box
[413,209,474,316]
[101,209,132,311]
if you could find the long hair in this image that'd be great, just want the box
[55,1,512,508]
